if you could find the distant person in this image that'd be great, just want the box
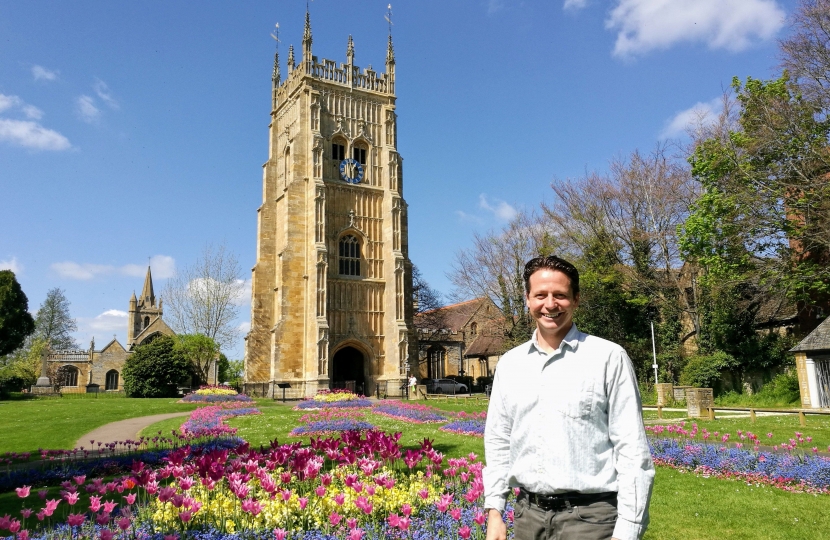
[408,374,417,396]
[483,255,654,540]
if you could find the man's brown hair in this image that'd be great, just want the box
[523,255,580,296]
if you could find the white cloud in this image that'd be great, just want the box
[121,255,177,279]
[52,255,177,280]
[76,95,100,123]
[0,257,23,274]
[606,0,786,58]
[479,194,518,221]
[93,79,119,109]
[233,279,252,307]
[0,94,41,119]
[487,0,505,15]
[87,310,128,333]
[51,261,114,280]
[31,65,58,81]
[237,321,251,334]
[0,119,72,151]
[563,0,588,10]
[660,97,722,139]
[455,210,484,225]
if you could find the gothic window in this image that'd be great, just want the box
[105,370,119,391]
[427,346,445,379]
[470,322,478,336]
[353,145,367,165]
[58,365,79,387]
[338,235,361,276]
[144,316,150,329]
[332,142,345,161]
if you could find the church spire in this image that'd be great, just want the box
[302,10,312,72]
[141,266,155,306]
[347,35,354,64]
[385,4,395,94]
[386,34,395,65]
[287,44,295,73]
[271,23,281,87]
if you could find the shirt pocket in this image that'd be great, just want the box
[551,374,594,419]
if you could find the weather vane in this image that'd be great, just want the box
[270,22,280,50]
[385,4,393,35]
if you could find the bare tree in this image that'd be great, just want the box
[163,244,246,350]
[33,288,78,351]
[780,0,830,110]
[449,211,555,346]
[411,264,447,330]
[544,144,702,339]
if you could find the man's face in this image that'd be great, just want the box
[525,268,579,339]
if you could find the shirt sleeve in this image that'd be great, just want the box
[607,349,655,540]
[483,366,512,512]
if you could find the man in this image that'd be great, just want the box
[484,255,654,540]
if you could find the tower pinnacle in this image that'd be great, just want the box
[347,35,354,63]
[141,266,155,306]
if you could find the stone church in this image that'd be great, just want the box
[244,12,414,398]
[45,267,175,393]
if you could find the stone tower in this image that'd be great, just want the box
[127,266,168,349]
[244,12,414,398]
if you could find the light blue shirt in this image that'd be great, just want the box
[483,324,654,540]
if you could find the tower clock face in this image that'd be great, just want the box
[339,158,364,184]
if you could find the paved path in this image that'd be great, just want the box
[75,412,190,449]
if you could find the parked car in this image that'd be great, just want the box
[423,378,468,394]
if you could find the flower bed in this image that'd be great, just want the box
[371,401,447,423]
[179,403,261,438]
[289,419,377,437]
[5,431,516,540]
[181,393,253,403]
[440,419,486,437]
[647,422,830,494]
[294,390,372,410]
[193,385,239,396]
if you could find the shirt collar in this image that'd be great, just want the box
[528,324,582,356]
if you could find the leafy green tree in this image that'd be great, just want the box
[0,270,36,356]
[218,356,243,385]
[175,334,219,385]
[682,75,830,307]
[123,335,196,398]
[33,288,78,350]
[0,337,46,390]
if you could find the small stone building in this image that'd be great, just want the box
[413,298,506,381]
[48,267,175,393]
[791,315,830,408]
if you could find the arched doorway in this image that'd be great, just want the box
[331,346,366,395]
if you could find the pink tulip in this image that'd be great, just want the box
[96,513,109,526]
[401,504,412,517]
[100,529,114,540]
[19,509,31,519]
[398,516,411,531]
[334,493,345,506]
[15,486,30,498]
[67,514,85,527]
[315,485,326,497]
[117,517,131,531]
[179,511,192,523]
[273,528,288,540]
[8,519,21,533]
[387,513,401,527]
[346,518,358,529]
[102,500,117,514]
[37,490,48,500]
[348,528,364,540]
[89,496,102,513]
[35,511,45,522]
[163,534,179,540]
[459,525,472,539]
[124,493,136,505]
[17,530,29,540]
[64,492,80,505]
[474,510,486,525]
[73,475,86,486]
[329,512,341,526]
[43,499,60,517]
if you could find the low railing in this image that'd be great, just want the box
[644,404,830,426]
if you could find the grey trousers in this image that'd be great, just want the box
[513,496,618,540]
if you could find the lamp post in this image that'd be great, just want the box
[650,321,658,385]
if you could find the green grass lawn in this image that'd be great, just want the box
[0,396,197,455]
[4,396,829,539]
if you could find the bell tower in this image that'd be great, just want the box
[245,11,414,398]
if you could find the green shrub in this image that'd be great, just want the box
[123,335,196,398]
[679,351,738,392]
[714,372,801,407]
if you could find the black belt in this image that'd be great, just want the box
[518,488,617,512]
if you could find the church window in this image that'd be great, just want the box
[353,146,367,165]
[332,142,345,161]
[339,235,361,276]
[427,346,445,379]
[470,322,478,336]
[105,370,119,391]
[144,316,150,329]
[58,365,79,387]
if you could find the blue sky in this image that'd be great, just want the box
[0,0,795,359]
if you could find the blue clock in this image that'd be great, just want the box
[339,158,364,184]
